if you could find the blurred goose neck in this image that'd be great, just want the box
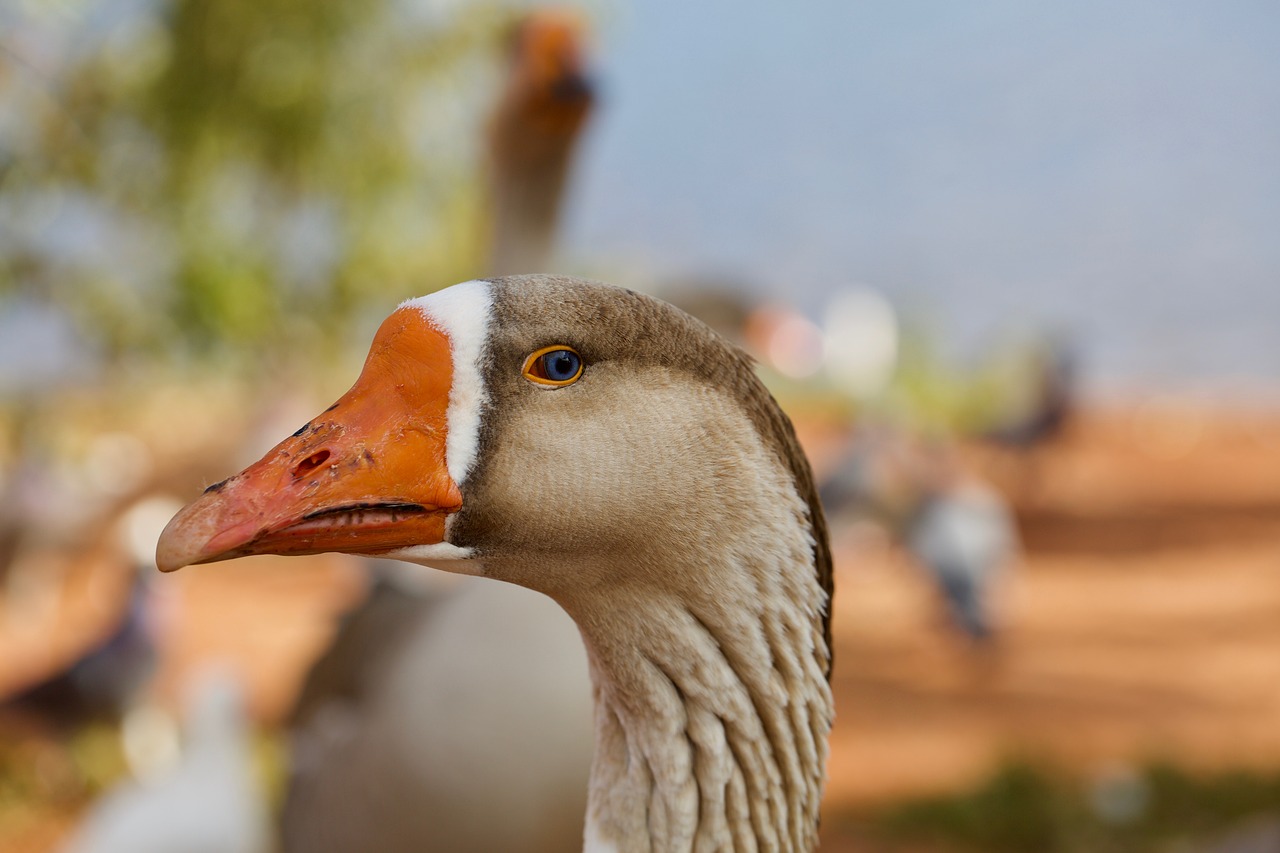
[488,158,570,276]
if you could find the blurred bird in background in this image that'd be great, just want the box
[819,428,1018,645]
[2,497,179,745]
[976,333,1078,505]
[981,333,1077,452]
[282,572,592,853]
[3,571,158,730]
[904,478,1017,643]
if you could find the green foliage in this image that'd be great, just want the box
[1,0,513,362]
[857,759,1280,853]
[0,726,126,816]
[871,761,1083,852]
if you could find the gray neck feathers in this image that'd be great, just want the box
[568,473,832,853]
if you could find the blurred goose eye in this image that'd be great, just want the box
[522,346,583,387]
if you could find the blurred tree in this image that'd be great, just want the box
[0,0,516,363]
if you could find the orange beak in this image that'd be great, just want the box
[156,307,464,573]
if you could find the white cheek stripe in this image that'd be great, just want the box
[385,543,482,575]
[400,280,493,488]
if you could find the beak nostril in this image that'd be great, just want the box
[293,449,331,478]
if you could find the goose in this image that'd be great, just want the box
[158,274,835,852]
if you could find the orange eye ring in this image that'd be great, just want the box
[522,345,584,387]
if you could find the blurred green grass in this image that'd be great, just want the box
[833,758,1280,853]
[0,723,287,850]
[6,730,1280,853]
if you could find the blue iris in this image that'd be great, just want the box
[540,349,581,382]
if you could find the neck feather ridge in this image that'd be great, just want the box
[571,496,832,853]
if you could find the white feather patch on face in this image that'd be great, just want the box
[399,280,492,488]
[385,543,483,575]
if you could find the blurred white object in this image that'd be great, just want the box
[60,670,270,853]
[120,703,181,782]
[823,287,899,398]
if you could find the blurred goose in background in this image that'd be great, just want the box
[1,497,177,733]
[277,10,597,852]
[821,431,1017,644]
[3,573,158,727]
[59,669,269,853]
[486,8,594,276]
[971,332,1077,506]
[284,569,592,853]
[980,333,1076,451]
[157,275,835,851]
[904,480,1016,642]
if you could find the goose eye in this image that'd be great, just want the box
[522,346,583,386]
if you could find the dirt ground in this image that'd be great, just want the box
[2,401,1279,851]
[819,403,1280,805]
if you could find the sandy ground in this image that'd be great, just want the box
[2,402,1279,851]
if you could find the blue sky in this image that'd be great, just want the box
[563,0,1280,390]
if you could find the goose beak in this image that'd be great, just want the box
[156,308,463,573]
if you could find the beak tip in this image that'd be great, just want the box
[155,500,218,573]
[154,547,186,573]
[155,520,193,573]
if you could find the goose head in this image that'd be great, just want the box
[158,275,833,851]
[497,9,594,149]
[155,276,828,605]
